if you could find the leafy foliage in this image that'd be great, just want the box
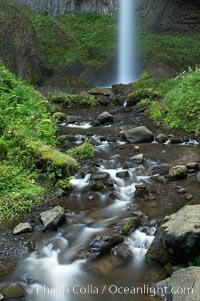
[0,64,78,221]
[164,67,200,135]
[66,139,95,160]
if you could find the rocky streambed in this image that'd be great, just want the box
[0,101,200,301]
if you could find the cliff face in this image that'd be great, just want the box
[10,0,118,16]
[11,0,200,34]
[0,0,42,83]
[137,0,200,34]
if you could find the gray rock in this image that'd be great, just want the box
[176,187,187,194]
[156,266,200,301]
[185,194,194,201]
[40,206,65,230]
[87,88,112,96]
[134,184,149,198]
[91,172,110,180]
[186,161,200,171]
[151,164,171,175]
[120,126,154,143]
[112,243,133,260]
[169,137,183,144]
[13,223,32,235]
[116,170,129,178]
[156,133,168,144]
[114,217,141,235]
[130,153,144,164]
[197,172,200,183]
[0,293,4,300]
[146,204,200,264]
[88,235,124,256]
[97,111,113,124]
[168,165,187,180]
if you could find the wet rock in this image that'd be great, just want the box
[96,95,110,106]
[151,164,171,175]
[111,84,132,96]
[186,161,200,171]
[52,187,66,198]
[120,126,154,143]
[116,170,129,178]
[88,235,124,256]
[130,153,144,164]
[114,217,141,235]
[91,172,110,181]
[152,175,168,184]
[185,194,194,201]
[89,181,104,191]
[0,283,25,299]
[103,179,114,188]
[156,133,168,144]
[146,204,200,264]
[66,116,79,124]
[112,243,133,260]
[87,88,112,96]
[40,206,65,231]
[57,135,76,142]
[169,137,183,144]
[0,293,3,300]
[176,186,187,194]
[13,223,32,235]
[156,267,200,301]
[97,111,113,124]
[134,184,149,198]
[168,165,187,180]
[197,172,200,183]
[52,112,65,120]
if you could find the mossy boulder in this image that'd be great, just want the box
[0,283,25,299]
[25,139,79,176]
[168,165,188,180]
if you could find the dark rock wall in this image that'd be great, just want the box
[137,0,200,34]
[0,0,42,84]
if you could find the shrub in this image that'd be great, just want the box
[0,138,9,159]
[66,139,95,160]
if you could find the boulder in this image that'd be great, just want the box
[88,235,124,256]
[186,162,200,171]
[116,170,129,178]
[120,126,154,143]
[0,293,3,300]
[146,204,200,264]
[130,153,144,164]
[112,243,133,260]
[89,181,104,191]
[13,223,32,235]
[91,172,110,181]
[134,184,149,198]
[114,217,141,235]
[97,111,113,124]
[156,133,168,144]
[151,164,172,176]
[168,165,187,180]
[52,112,65,120]
[87,88,112,96]
[169,137,183,144]
[0,283,25,300]
[111,84,132,96]
[40,206,65,230]
[155,267,200,301]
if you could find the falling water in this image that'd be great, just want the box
[118,0,138,84]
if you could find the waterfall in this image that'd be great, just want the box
[118,0,138,84]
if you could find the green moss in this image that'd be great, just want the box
[139,26,200,71]
[0,137,9,159]
[66,139,95,160]
[55,176,74,191]
[49,92,99,108]
[146,248,169,264]
[1,284,25,299]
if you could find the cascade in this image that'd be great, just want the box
[118,0,138,84]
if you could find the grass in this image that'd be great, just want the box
[131,68,200,136]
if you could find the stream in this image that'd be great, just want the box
[1,106,200,301]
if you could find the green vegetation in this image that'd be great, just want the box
[131,68,200,136]
[189,255,200,267]
[49,92,99,107]
[139,26,200,71]
[16,7,117,68]
[66,139,95,161]
[0,64,78,220]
